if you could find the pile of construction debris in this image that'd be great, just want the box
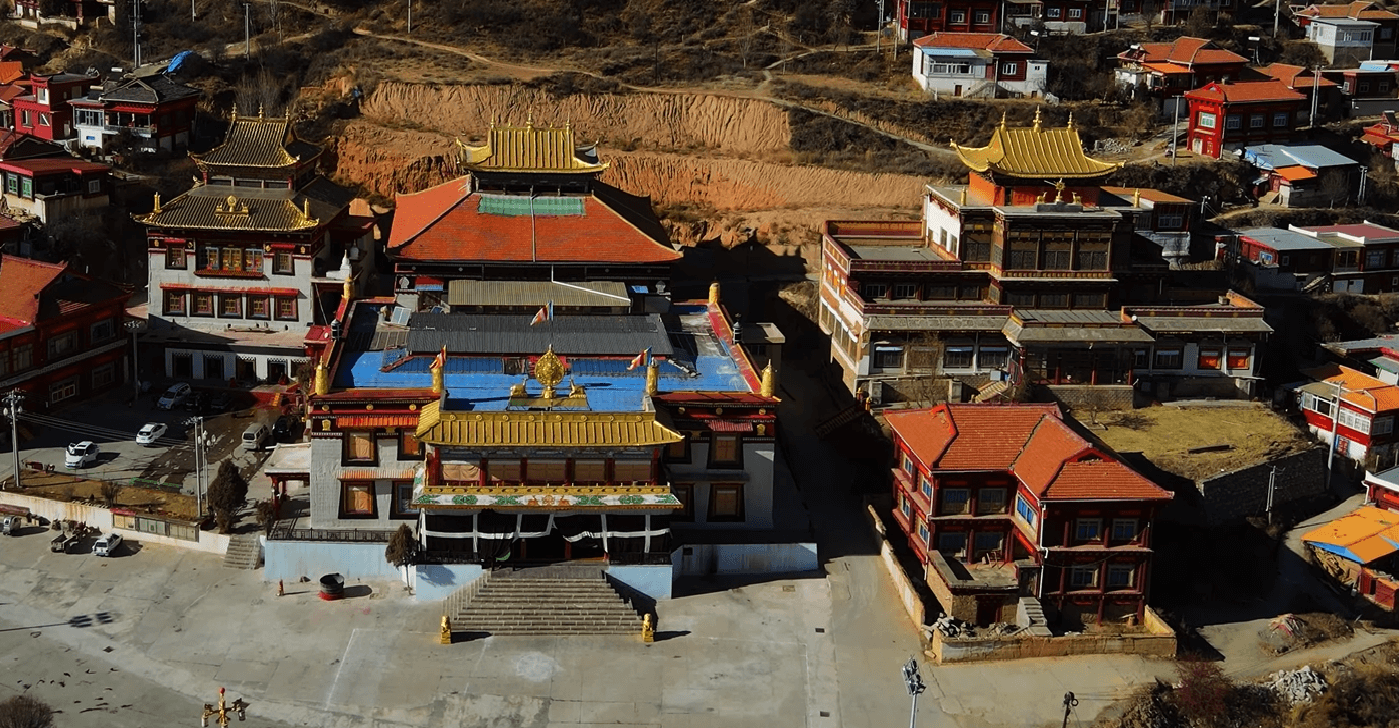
[1268,666,1328,704]
[931,615,973,638]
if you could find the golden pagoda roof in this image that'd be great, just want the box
[192,108,321,170]
[951,111,1122,179]
[134,186,319,232]
[414,401,682,448]
[458,120,608,174]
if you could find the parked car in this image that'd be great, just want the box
[157,383,191,409]
[64,442,99,468]
[240,422,269,451]
[1,515,19,536]
[135,422,168,446]
[272,415,298,442]
[182,391,207,412]
[92,532,123,557]
[209,392,234,413]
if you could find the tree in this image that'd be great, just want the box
[254,499,277,536]
[1183,6,1215,38]
[0,694,55,728]
[385,523,416,568]
[206,460,249,534]
[1280,40,1326,69]
[99,479,124,508]
[1318,168,1351,208]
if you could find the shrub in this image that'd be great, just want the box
[0,694,55,728]
[206,460,249,534]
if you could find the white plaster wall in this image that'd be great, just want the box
[308,436,419,530]
[668,441,776,530]
[924,194,963,251]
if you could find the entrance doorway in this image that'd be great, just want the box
[236,358,257,383]
[203,355,225,381]
[514,532,606,562]
[171,353,192,378]
[267,359,287,384]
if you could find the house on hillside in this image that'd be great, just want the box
[1302,506,1399,612]
[883,403,1173,629]
[911,33,1046,98]
[1115,37,1248,117]
[1254,63,1341,122]
[1307,17,1382,65]
[1294,1,1399,59]
[11,73,98,142]
[1361,111,1399,168]
[1295,363,1399,466]
[896,0,1001,41]
[1242,143,1362,207]
[69,75,201,152]
[1184,81,1308,158]
[0,255,130,409]
[0,157,110,223]
[1223,223,1399,293]
[1322,62,1399,116]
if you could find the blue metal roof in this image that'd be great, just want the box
[1243,143,1359,171]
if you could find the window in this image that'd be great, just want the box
[909,0,940,17]
[974,9,990,22]
[343,431,377,464]
[958,285,982,300]
[573,459,606,482]
[87,179,100,195]
[1250,114,1265,128]
[978,346,1008,369]
[1009,243,1038,269]
[1046,6,1061,16]
[941,488,970,515]
[1074,518,1102,541]
[1302,392,1333,418]
[76,109,101,127]
[1002,62,1018,75]
[166,247,187,269]
[900,492,911,518]
[273,251,294,274]
[1157,213,1184,229]
[920,475,933,500]
[248,296,270,319]
[1133,348,1150,368]
[1111,518,1139,541]
[275,297,297,321]
[710,434,742,467]
[964,240,991,261]
[36,88,46,104]
[488,459,521,482]
[48,375,77,404]
[950,10,966,21]
[1338,406,1371,434]
[1067,7,1082,17]
[203,248,220,270]
[37,113,49,127]
[893,283,918,299]
[709,483,745,521]
[614,460,653,482]
[4,173,14,195]
[244,249,263,273]
[1072,293,1105,308]
[1197,111,1217,129]
[1016,493,1037,529]
[1044,245,1071,270]
[1374,416,1394,436]
[1369,250,1387,270]
[1227,348,1250,370]
[397,431,423,460]
[339,481,376,518]
[20,177,30,199]
[1153,347,1182,369]
[1197,347,1221,370]
[390,480,418,519]
[672,483,694,521]
[528,459,567,483]
[973,531,1004,560]
[1075,244,1108,270]
[943,345,973,369]
[221,248,243,272]
[19,110,29,128]
[918,522,930,543]
[47,331,76,359]
[1106,565,1136,589]
[219,295,242,318]
[664,435,690,463]
[874,346,905,370]
[12,344,30,372]
[1069,566,1099,589]
[1039,293,1068,308]
[193,293,214,316]
[89,318,114,343]
[1225,114,1242,130]
[1007,292,1036,307]
[902,454,915,474]
[861,282,888,299]
[938,532,968,558]
[91,362,116,389]
[1273,112,1289,128]
[929,62,973,75]
[978,488,1007,515]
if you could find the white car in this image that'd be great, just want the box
[64,441,100,469]
[93,532,123,557]
[156,383,191,410]
[135,422,168,446]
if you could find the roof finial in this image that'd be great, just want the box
[258,103,264,119]
[526,111,534,128]
[230,106,238,122]
[1133,187,1142,207]
[999,111,1007,129]
[1033,107,1042,132]
[1066,111,1074,130]
[152,192,161,214]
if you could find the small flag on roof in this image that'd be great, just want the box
[430,346,446,371]
[627,347,651,371]
[530,300,554,326]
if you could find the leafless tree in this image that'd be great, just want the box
[0,694,55,728]
[1318,169,1351,208]
[99,479,124,508]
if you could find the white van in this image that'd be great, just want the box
[240,423,269,452]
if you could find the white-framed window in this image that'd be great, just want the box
[1074,518,1102,541]
[861,282,888,299]
[1069,566,1098,589]
[920,475,933,499]
[902,454,915,474]
[87,179,100,194]
[1374,416,1394,435]
[1068,7,1082,17]
[1046,6,1061,17]
[1338,406,1371,434]
[974,10,990,22]
[1106,564,1136,589]
[1225,115,1241,129]
[917,521,930,543]
[1015,493,1038,529]
[874,346,905,371]
[1111,518,1138,541]
[1250,114,1265,128]
[900,492,911,518]
[1002,62,1018,75]
[37,88,47,104]
[48,375,78,404]
[1197,111,1217,129]
[930,62,973,75]
[893,283,918,299]
[1157,213,1184,228]
[950,10,966,21]
[1302,391,1334,418]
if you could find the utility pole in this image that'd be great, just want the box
[407,0,412,35]
[191,0,195,21]
[1310,66,1320,127]
[876,0,884,52]
[124,319,145,404]
[1171,99,1180,166]
[1359,165,1368,205]
[902,657,926,728]
[1274,0,1280,37]
[132,0,141,67]
[2,391,21,491]
[1061,691,1078,728]
[187,416,206,518]
[244,3,252,60]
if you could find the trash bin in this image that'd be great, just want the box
[319,573,345,601]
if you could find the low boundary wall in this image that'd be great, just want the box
[0,490,228,555]
[867,504,926,630]
[928,606,1177,664]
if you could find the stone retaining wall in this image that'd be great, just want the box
[928,606,1176,664]
[0,490,228,555]
[867,504,926,629]
[1198,447,1328,526]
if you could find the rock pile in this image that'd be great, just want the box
[1268,666,1328,704]
[932,615,973,638]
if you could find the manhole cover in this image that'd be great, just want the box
[782,584,796,593]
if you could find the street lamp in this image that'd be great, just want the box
[2,390,21,491]
[201,687,247,727]
[902,656,926,728]
[184,416,211,519]
[124,319,146,405]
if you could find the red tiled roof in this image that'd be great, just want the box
[0,62,22,86]
[913,32,1033,53]
[1186,80,1307,103]
[1124,37,1246,66]
[1298,1,1399,19]
[0,158,108,176]
[885,404,1172,503]
[388,177,680,264]
[0,255,64,326]
[1256,63,1338,89]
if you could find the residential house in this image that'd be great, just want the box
[12,73,98,142]
[884,403,1173,629]
[1115,37,1248,117]
[1156,0,1239,25]
[1184,81,1308,159]
[387,122,680,312]
[1302,506,1399,612]
[1322,63,1398,115]
[0,255,130,409]
[911,33,1047,98]
[69,75,201,152]
[1296,363,1399,465]
[1223,223,1399,292]
[135,109,372,384]
[1254,63,1341,122]
[896,0,1000,41]
[1242,143,1362,207]
[0,156,110,223]
[1294,1,1399,59]
[1307,17,1381,65]
[1361,110,1399,167]
[1100,186,1194,264]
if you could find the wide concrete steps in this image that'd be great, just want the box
[449,575,641,636]
[223,534,261,569]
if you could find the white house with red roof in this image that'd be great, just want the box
[884,403,1172,631]
[1295,1,1399,60]
[1115,37,1248,115]
[910,33,1046,99]
[387,122,680,312]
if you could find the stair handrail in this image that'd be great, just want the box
[443,568,493,620]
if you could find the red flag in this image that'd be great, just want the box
[530,306,548,325]
[430,346,446,371]
[627,348,650,371]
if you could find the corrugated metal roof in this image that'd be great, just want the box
[407,312,675,357]
[447,280,631,308]
[1302,506,1399,564]
[416,404,683,447]
[1134,316,1273,333]
[867,315,1010,332]
[952,116,1122,179]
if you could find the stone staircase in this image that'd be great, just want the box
[1017,596,1053,637]
[446,568,642,636]
[223,534,262,569]
[973,380,1008,403]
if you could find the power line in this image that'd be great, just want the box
[19,412,189,449]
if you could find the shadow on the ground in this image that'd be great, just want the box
[672,569,826,599]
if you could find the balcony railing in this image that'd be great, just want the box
[268,525,394,542]
[103,124,154,136]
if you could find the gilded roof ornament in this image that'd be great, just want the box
[534,345,565,399]
[1033,107,1042,132]
[999,111,1007,129]
[152,192,161,214]
[258,103,265,119]
[1066,112,1074,130]
[215,195,249,215]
